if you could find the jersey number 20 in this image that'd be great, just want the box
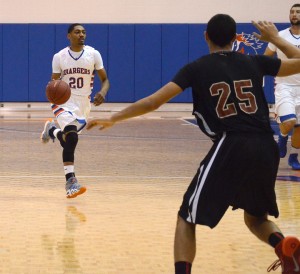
[69,77,84,89]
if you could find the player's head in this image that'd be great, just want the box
[67,23,86,47]
[290,4,300,26]
[206,14,236,48]
[67,23,84,33]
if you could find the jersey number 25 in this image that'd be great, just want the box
[210,80,258,118]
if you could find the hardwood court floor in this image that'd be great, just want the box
[0,115,299,274]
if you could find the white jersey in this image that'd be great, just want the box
[52,45,104,96]
[268,28,300,85]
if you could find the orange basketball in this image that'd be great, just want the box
[46,80,71,105]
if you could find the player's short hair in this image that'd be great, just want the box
[291,4,300,9]
[206,14,236,47]
[68,23,84,33]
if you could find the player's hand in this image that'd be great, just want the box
[252,21,279,42]
[93,92,105,106]
[86,118,115,130]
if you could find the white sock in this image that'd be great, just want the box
[290,147,299,155]
[64,165,74,175]
[53,128,61,138]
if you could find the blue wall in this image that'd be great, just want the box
[0,23,289,103]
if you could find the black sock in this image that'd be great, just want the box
[175,261,192,274]
[65,173,75,181]
[269,232,284,248]
[49,127,56,139]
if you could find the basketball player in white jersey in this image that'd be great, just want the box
[41,23,110,198]
[264,4,300,170]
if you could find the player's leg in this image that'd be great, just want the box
[288,103,300,169]
[244,212,300,273]
[174,215,195,274]
[277,114,295,158]
[173,138,228,274]
[288,126,300,169]
[275,85,296,158]
[62,125,77,179]
[62,125,86,198]
[244,212,283,245]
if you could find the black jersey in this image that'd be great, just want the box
[172,51,281,139]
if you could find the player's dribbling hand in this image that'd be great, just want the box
[251,21,279,43]
[86,118,115,130]
[93,92,105,106]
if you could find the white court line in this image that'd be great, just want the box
[0,128,207,141]
[0,175,192,179]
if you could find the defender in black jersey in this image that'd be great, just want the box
[87,15,300,274]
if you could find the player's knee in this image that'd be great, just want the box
[290,126,300,148]
[65,131,78,151]
[62,131,78,163]
[280,119,296,134]
[63,125,78,152]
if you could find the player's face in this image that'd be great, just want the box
[68,25,86,46]
[290,7,300,26]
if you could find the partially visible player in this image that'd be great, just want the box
[253,21,300,58]
[87,14,300,274]
[41,23,110,198]
[263,4,300,170]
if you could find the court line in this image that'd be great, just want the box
[0,175,192,179]
[0,127,209,141]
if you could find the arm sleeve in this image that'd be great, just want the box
[94,50,104,70]
[52,54,61,73]
[255,55,281,76]
[171,64,193,90]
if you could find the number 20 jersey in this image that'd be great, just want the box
[52,45,104,97]
[172,51,281,139]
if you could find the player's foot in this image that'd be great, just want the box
[277,134,288,158]
[288,154,300,170]
[41,119,56,143]
[268,236,300,273]
[65,177,86,199]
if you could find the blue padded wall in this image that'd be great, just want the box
[0,25,2,102]
[188,24,207,61]
[0,23,287,103]
[28,24,55,101]
[3,24,29,102]
[135,25,162,100]
[54,24,70,52]
[108,24,135,102]
[162,24,191,102]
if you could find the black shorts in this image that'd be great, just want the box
[178,132,280,228]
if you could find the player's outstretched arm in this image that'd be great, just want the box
[252,20,300,58]
[87,82,183,130]
[86,118,115,130]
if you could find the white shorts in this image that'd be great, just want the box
[275,84,300,123]
[51,93,91,132]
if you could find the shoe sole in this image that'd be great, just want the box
[282,236,300,257]
[66,186,87,199]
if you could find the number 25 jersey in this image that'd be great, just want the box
[172,51,281,139]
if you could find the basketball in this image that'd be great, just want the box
[46,80,71,105]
